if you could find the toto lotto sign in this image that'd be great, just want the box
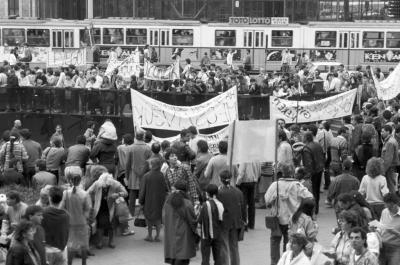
[229,17,289,25]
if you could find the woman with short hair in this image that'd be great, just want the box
[277,233,311,265]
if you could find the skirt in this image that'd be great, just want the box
[67,225,89,250]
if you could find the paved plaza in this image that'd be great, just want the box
[89,193,336,265]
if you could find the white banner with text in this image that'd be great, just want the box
[131,87,238,130]
[270,89,357,123]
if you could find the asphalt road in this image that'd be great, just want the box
[85,192,336,265]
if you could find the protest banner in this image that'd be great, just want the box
[144,59,180,80]
[131,87,238,130]
[104,54,141,80]
[372,63,400,100]
[152,126,228,154]
[270,89,356,123]
[227,120,277,164]
[47,49,86,67]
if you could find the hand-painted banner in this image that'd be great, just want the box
[270,89,356,123]
[105,54,141,80]
[372,63,400,100]
[153,126,228,154]
[131,87,238,130]
[143,59,180,80]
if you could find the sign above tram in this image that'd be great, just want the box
[229,17,289,25]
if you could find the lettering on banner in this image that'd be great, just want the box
[271,90,356,123]
[48,49,86,67]
[144,61,180,81]
[364,50,400,63]
[131,88,238,130]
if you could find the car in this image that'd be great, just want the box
[307,61,356,80]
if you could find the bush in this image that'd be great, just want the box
[0,185,41,205]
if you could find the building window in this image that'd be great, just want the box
[2,29,25,46]
[172,29,193,46]
[315,31,337,47]
[386,32,400,48]
[103,28,124,45]
[215,30,236,46]
[362,31,384,48]
[8,0,19,16]
[271,30,293,47]
[27,29,50,47]
[126,29,147,45]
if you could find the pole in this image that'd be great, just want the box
[274,119,278,181]
[232,0,234,17]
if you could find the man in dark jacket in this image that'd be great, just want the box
[171,129,196,165]
[90,137,117,174]
[198,184,224,265]
[217,170,245,265]
[42,186,70,265]
[302,131,325,214]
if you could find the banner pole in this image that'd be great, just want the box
[274,119,279,182]
[228,120,236,178]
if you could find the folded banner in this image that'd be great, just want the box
[144,59,180,81]
[227,120,277,164]
[131,87,238,130]
[270,89,357,123]
[153,126,228,154]
[372,63,400,100]
[105,55,141,80]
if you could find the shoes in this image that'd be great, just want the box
[108,243,115,249]
[122,230,135,236]
[95,244,103,250]
[144,237,153,242]
[154,237,161,242]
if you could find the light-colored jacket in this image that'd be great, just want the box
[237,162,261,185]
[125,141,152,190]
[87,177,127,220]
[278,250,311,265]
[264,178,313,225]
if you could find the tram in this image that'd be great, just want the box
[0,18,400,71]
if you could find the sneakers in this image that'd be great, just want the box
[122,230,135,236]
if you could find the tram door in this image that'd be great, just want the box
[338,31,360,67]
[149,29,170,63]
[243,30,266,70]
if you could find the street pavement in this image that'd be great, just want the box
[86,192,336,265]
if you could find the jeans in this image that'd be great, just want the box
[220,228,240,265]
[311,171,323,214]
[385,167,398,193]
[201,237,224,265]
[129,189,139,216]
[380,243,400,265]
[270,224,289,265]
[23,166,35,187]
[237,182,256,228]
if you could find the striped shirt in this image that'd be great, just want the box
[0,141,28,173]
[165,163,199,204]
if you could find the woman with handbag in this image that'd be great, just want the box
[61,166,91,265]
[264,163,314,265]
[163,179,197,265]
[87,172,128,249]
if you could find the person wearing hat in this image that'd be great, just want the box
[216,170,245,265]
[163,179,197,265]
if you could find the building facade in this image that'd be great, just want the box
[0,0,395,22]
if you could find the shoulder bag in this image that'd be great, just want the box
[265,180,281,236]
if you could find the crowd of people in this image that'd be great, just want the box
[0,90,400,265]
[0,45,391,115]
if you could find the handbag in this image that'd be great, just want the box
[115,197,133,223]
[265,180,281,236]
[134,208,147,227]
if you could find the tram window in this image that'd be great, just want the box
[215,30,236,46]
[64,31,74,48]
[103,28,123,44]
[386,32,400,48]
[315,31,336,47]
[362,32,384,48]
[271,30,293,47]
[2,29,25,46]
[27,29,50,47]
[172,29,193,46]
[80,29,91,47]
[126,29,147,45]
[93,28,101,44]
